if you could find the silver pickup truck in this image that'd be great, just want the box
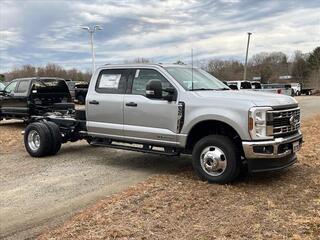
[23,64,303,183]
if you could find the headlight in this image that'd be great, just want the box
[248,107,273,140]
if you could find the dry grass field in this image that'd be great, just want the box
[37,115,320,240]
[0,120,24,153]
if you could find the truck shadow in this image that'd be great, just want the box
[47,143,305,185]
[56,143,192,175]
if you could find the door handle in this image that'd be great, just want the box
[125,102,138,107]
[89,100,99,105]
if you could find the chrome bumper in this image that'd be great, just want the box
[242,131,303,159]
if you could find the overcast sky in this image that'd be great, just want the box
[0,0,319,72]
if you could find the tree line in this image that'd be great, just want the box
[202,46,319,88]
[1,46,319,89]
[2,64,91,82]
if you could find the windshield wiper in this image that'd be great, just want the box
[190,88,215,91]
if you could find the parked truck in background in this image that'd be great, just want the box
[0,77,74,121]
[74,82,89,104]
[22,64,303,183]
[226,80,292,96]
[289,83,313,96]
[261,83,292,96]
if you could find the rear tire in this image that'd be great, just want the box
[192,135,240,183]
[24,122,52,157]
[44,121,62,155]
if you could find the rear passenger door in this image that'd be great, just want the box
[86,69,128,137]
[123,68,179,145]
[14,80,30,116]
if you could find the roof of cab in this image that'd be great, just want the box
[98,63,193,69]
[10,77,66,82]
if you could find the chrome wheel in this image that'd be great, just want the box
[200,146,227,177]
[28,130,41,151]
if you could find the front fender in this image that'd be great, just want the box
[182,107,251,141]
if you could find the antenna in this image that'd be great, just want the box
[191,48,194,90]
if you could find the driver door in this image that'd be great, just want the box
[123,68,179,145]
[1,81,19,115]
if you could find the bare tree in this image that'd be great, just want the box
[3,63,91,82]
[205,60,243,80]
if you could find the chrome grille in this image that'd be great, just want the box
[267,107,300,136]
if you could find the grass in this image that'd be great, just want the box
[37,114,320,240]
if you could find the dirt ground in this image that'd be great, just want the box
[38,115,320,240]
[0,96,319,239]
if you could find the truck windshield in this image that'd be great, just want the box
[0,82,5,91]
[165,67,229,91]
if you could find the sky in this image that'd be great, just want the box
[0,0,319,72]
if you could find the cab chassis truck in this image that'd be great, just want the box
[23,64,303,183]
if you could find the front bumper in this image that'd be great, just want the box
[247,153,297,173]
[242,131,303,159]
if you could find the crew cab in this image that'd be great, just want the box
[22,64,303,183]
[0,77,74,121]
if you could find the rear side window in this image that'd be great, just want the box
[16,80,29,93]
[251,82,261,89]
[32,80,69,93]
[240,81,252,89]
[96,69,127,94]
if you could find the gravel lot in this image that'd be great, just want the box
[0,96,319,239]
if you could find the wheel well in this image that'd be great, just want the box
[186,120,243,155]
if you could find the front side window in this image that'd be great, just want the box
[165,67,228,91]
[132,69,172,96]
[4,81,17,93]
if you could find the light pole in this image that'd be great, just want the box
[243,32,252,81]
[81,25,102,73]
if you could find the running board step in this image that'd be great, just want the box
[91,140,180,156]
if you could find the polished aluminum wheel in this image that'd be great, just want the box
[200,146,227,176]
[28,130,40,151]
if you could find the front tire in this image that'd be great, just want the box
[192,135,240,183]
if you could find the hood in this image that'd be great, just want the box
[191,90,297,107]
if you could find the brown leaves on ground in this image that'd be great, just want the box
[0,120,25,153]
[36,115,320,239]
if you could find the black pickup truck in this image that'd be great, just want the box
[0,77,74,121]
[74,82,89,104]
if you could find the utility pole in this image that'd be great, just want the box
[243,32,252,81]
[81,25,102,73]
[191,48,194,90]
